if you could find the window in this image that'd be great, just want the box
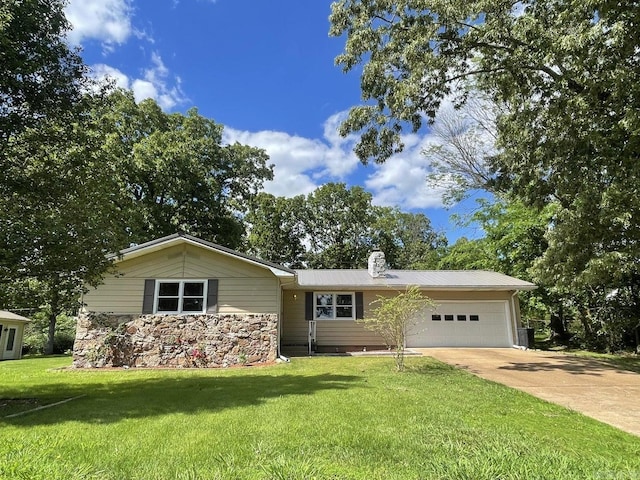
[444,314,454,321]
[432,314,442,321]
[457,315,467,321]
[314,293,354,320]
[470,315,479,322]
[6,328,16,351]
[155,280,207,314]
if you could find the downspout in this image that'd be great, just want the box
[277,280,282,359]
[510,291,520,347]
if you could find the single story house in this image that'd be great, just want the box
[73,233,535,368]
[0,310,30,360]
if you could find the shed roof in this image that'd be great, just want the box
[0,310,31,322]
[293,269,536,291]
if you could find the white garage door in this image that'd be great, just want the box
[406,301,512,348]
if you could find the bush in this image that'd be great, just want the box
[22,312,77,355]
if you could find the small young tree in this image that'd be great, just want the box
[359,286,436,371]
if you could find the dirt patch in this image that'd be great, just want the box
[0,398,43,416]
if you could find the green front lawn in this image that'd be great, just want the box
[1,356,639,480]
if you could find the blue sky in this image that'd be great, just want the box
[64,0,485,242]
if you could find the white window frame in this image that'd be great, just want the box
[313,292,355,320]
[154,279,208,314]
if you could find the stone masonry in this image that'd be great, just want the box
[73,312,278,368]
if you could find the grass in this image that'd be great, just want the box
[1,356,639,480]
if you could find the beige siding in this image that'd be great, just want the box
[84,243,280,314]
[315,321,384,346]
[281,288,520,347]
[281,291,308,345]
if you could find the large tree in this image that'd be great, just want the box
[371,208,447,269]
[0,0,123,353]
[0,0,86,139]
[1,95,130,353]
[245,192,307,268]
[246,186,446,270]
[330,0,640,348]
[303,183,375,269]
[95,90,273,249]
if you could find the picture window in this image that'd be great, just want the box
[314,293,354,320]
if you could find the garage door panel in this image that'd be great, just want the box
[406,301,511,348]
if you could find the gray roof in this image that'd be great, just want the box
[0,310,31,322]
[294,269,536,291]
[117,233,296,277]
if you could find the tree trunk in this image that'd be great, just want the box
[45,287,60,355]
[549,303,568,341]
[578,306,595,346]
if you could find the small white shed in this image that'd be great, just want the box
[0,311,30,360]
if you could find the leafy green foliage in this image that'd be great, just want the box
[371,208,447,269]
[245,193,307,268]
[304,183,375,268]
[95,90,273,248]
[246,183,446,269]
[1,93,130,353]
[0,0,87,139]
[360,286,436,371]
[23,313,76,355]
[331,0,640,351]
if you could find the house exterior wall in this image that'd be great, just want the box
[73,312,278,368]
[0,321,26,360]
[83,243,280,315]
[281,288,521,349]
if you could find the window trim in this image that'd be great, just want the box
[154,279,208,314]
[313,292,356,321]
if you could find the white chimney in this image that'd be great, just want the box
[368,250,386,278]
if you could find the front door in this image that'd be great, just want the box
[0,325,18,360]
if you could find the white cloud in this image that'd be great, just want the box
[364,133,447,209]
[65,0,133,50]
[223,125,359,198]
[223,112,450,210]
[89,52,187,110]
[89,64,130,89]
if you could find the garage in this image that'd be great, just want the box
[287,256,536,351]
[406,300,513,348]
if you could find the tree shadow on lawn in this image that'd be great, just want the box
[0,372,361,426]
[497,355,639,376]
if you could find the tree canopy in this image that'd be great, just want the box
[330,0,640,350]
[94,90,273,249]
[246,183,446,270]
[0,0,87,139]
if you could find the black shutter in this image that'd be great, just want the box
[142,279,155,314]
[305,292,313,321]
[355,292,364,319]
[207,279,219,313]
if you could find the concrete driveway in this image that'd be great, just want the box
[416,348,640,437]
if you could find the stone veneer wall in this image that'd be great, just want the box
[73,312,278,368]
